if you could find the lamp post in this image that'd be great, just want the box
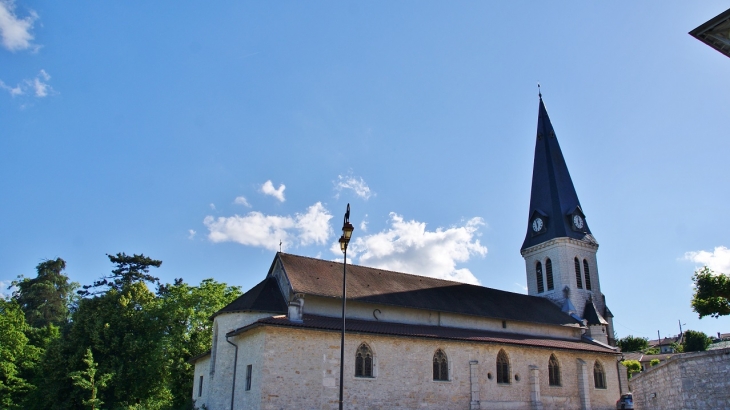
[338,204,354,410]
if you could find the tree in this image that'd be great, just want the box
[11,258,78,328]
[69,348,112,410]
[156,278,241,409]
[682,330,712,352]
[617,335,649,352]
[691,266,730,318]
[79,253,161,296]
[0,299,42,409]
[650,358,660,367]
[621,359,642,379]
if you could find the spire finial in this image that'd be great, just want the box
[538,82,542,99]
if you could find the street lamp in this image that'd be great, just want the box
[338,204,353,410]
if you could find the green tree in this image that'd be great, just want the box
[69,348,112,410]
[11,258,78,328]
[682,330,712,352]
[617,335,649,352]
[691,267,730,318]
[156,278,241,409]
[0,299,42,409]
[80,253,161,296]
[621,359,642,379]
[650,358,660,367]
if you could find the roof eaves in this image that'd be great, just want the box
[187,350,211,364]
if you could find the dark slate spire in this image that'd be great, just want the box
[521,96,594,251]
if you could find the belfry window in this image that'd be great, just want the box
[545,259,554,291]
[496,350,510,384]
[593,361,606,389]
[536,262,544,294]
[355,343,374,378]
[433,349,448,381]
[583,260,592,290]
[574,257,583,289]
[548,355,561,386]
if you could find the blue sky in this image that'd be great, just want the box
[1,1,729,341]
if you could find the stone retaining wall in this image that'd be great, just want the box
[629,347,730,410]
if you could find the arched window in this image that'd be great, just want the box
[433,349,448,381]
[496,350,510,384]
[593,361,606,389]
[546,259,554,291]
[536,262,544,294]
[548,354,561,386]
[574,257,583,289]
[355,343,373,378]
[583,260,592,290]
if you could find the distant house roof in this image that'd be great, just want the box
[648,335,681,347]
[708,340,730,351]
[229,314,616,354]
[622,352,676,363]
[213,276,287,318]
[275,253,582,328]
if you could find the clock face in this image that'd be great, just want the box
[532,217,543,232]
[573,215,584,229]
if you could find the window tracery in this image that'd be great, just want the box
[433,349,448,381]
[355,343,373,378]
[497,350,510,384]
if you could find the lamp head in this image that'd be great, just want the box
[339,235,348,253]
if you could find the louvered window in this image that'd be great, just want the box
[536,262,544,293]
[546,259,554,291]
[355,344,373,378]
[583,260,592,290]
[433,349,448,381]
[593,361,606,389]
[548,355,561,386]
[496,350,510,384]
[574,257,583,289]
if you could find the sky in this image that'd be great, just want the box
[1,1,729,342]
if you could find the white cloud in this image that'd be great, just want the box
[0,79,22,96]
[0,0,38,52]
[334,174,373,200]
[188,229,196,240]
[204,202,332,251]
[360,219,368,232]
[684,246,730,274]
[261,180,286,202]
[296,202,333,246]
[334,213,487,284]
[234,196,251,207]
[209,203,216,210]
[1,70,53,98]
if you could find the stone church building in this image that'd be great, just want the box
[190,97,627,409]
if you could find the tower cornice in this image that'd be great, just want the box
[520,236,599,257]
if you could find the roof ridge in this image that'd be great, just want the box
[279,252,534,299]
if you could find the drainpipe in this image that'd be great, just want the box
[226,336,239,410]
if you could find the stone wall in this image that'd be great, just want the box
[233,326,621,410]
[630,347,730,410]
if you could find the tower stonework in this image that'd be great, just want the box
[520,95,615,345]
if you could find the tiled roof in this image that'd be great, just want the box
[213,276,287,318]
[187,350,211,364]
[277,253,582,328]
[229,314,617,355]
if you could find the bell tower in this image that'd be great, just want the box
[520,94,615,345]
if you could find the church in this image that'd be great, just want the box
[190,96,627,410]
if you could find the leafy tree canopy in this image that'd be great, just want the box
[621,359,642,379]
[11,258,78,327]
[691,266,730,318]
[617,335,649,352]
[682,330,712,352]
[80,253,161,296]
[0,299,42,409]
